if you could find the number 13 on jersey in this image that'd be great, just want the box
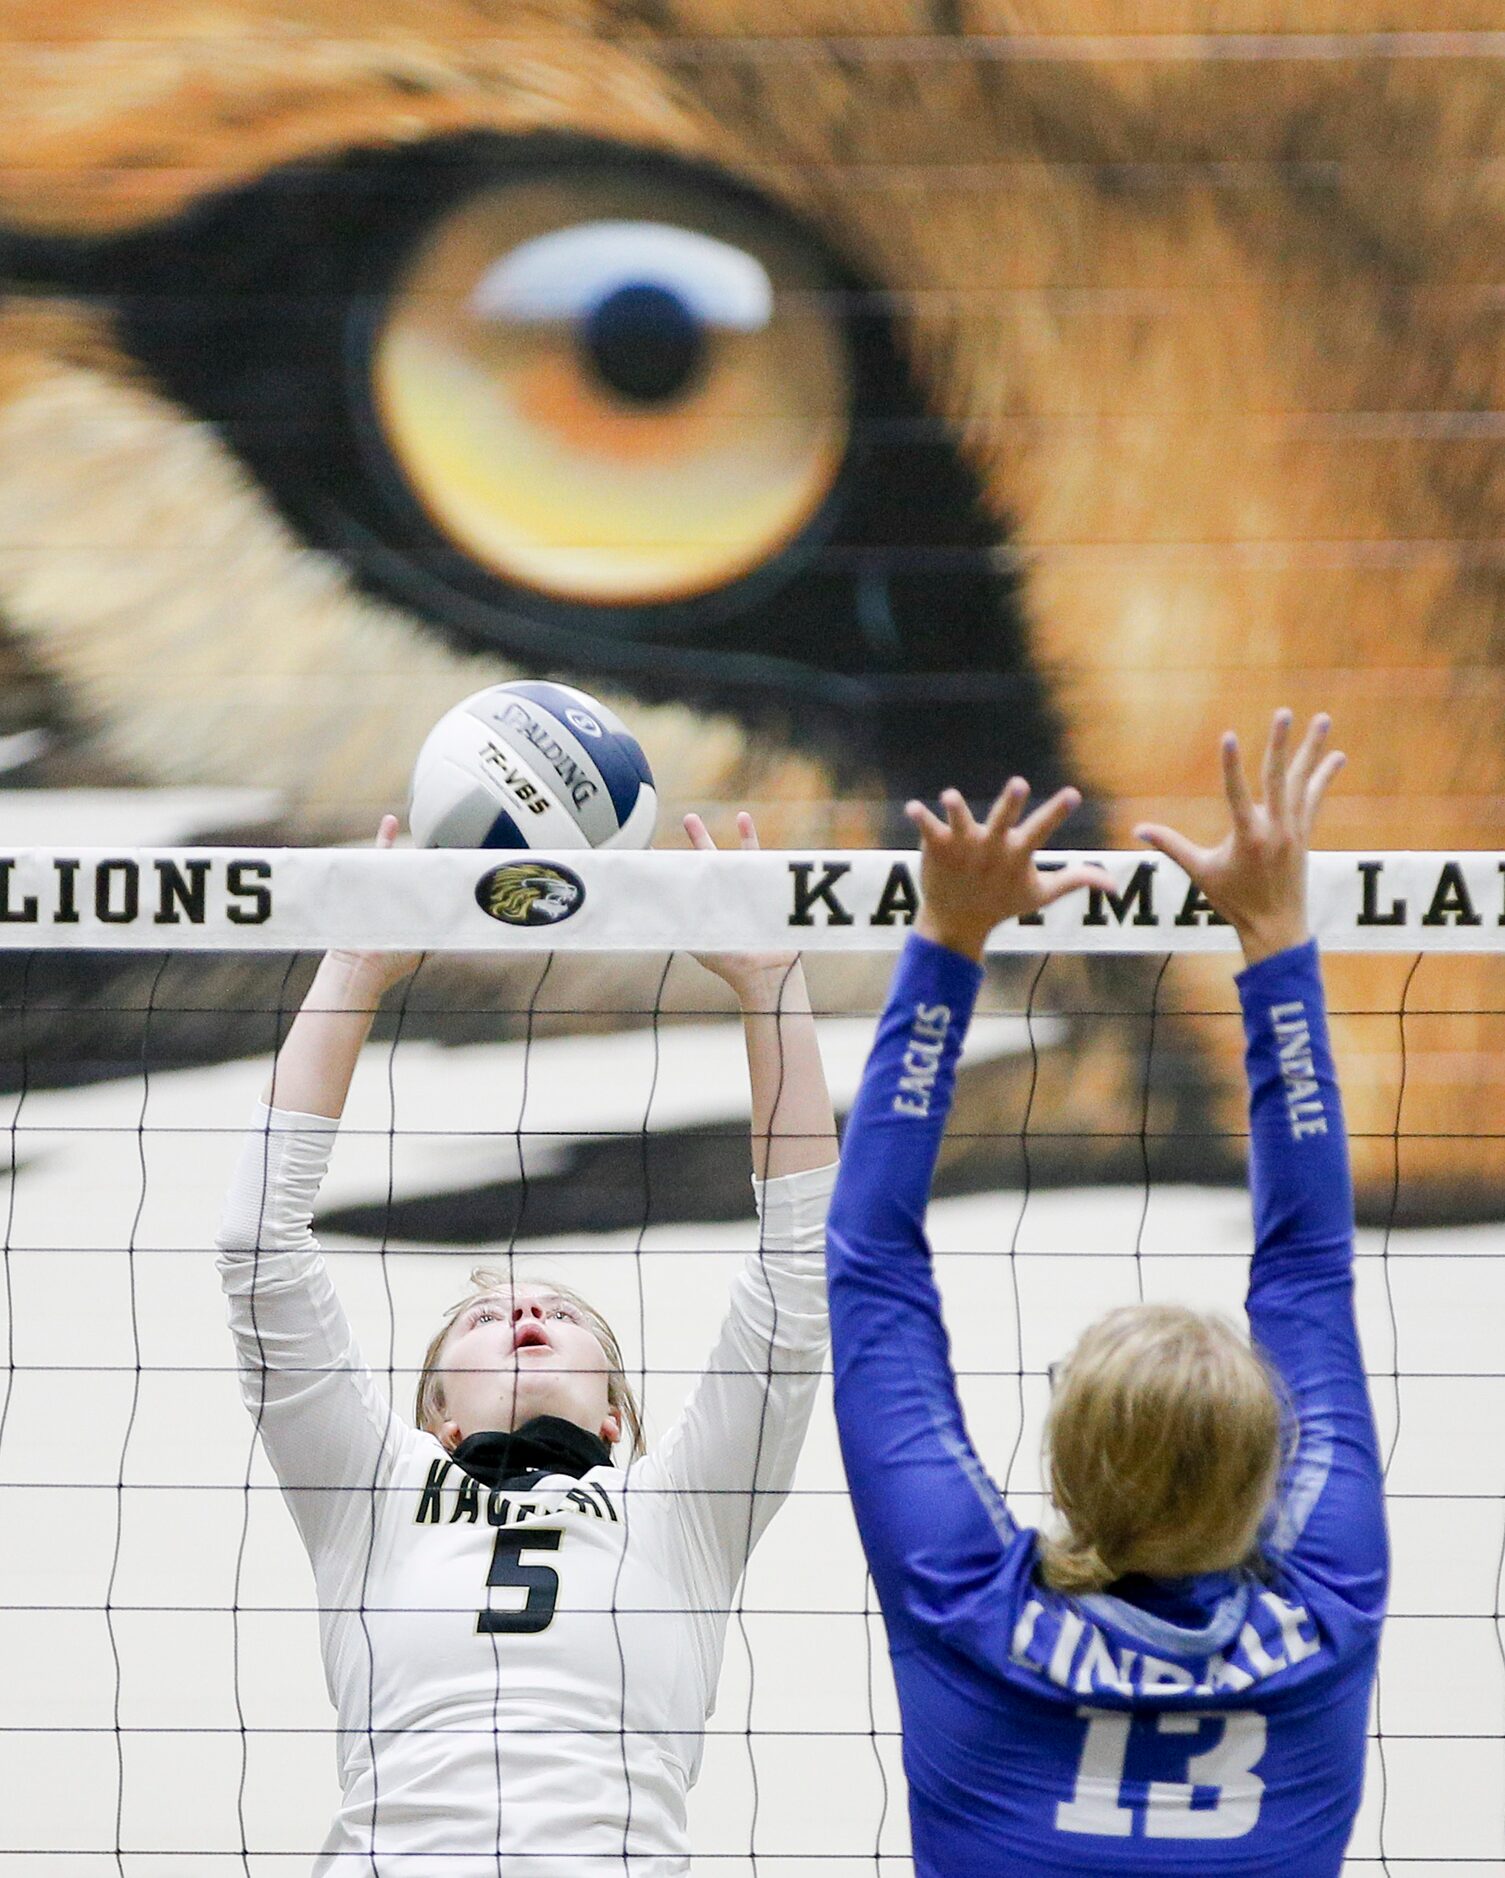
[1057,1707,1267,1840]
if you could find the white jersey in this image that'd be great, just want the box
[217,1104,834,1877]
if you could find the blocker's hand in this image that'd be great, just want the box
[684,810,800,1002]
[908,781,1113,963]
[1134,709,1345,967]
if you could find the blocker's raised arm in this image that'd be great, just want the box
[826,779,1103,1643]
[1137,710,1386,1617]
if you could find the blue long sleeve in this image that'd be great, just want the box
[1238,940,1388,1618]
[826,933,1020,1641]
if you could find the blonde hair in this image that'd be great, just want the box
[414,1267,644,1462]
[1039,1303,1285,1594]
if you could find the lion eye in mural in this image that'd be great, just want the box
[3,11,1502,1224]
[7,135,1059,808]
[368,170,851,607]
[0,116,1082,1239]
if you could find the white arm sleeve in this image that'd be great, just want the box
[216,1104,409,1563]
[636,1161,835,1597]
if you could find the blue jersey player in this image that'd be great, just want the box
[827,710,1384,1876]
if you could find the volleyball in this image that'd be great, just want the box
[408,680,657,850]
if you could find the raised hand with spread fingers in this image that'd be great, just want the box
[1134,708,1346,966]
[908,779,1114,963]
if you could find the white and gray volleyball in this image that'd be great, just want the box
[409,682,657,851]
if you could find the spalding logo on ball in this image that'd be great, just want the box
[409,682,657,850]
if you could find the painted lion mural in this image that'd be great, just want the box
[0,2,1499,1222]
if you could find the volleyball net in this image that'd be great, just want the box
[0,845,1501,1873]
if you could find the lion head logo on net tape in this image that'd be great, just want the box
[475,861,586,927]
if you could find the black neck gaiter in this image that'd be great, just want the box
[451,1415,612,1490]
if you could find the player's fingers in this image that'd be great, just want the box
[1221,732,1255,829]
[1287,712,1331,808]
[736,811,761,852]
[1261,708,1294,819]
[683,812,717,852]
[1304,749,1346,824]
[1015,785,1081,852]
[983,776,1030,836]
[905,798,950,844]
[1134,821,1205,878]
[1037,862,1115,906]
[940,787,978,838]
[374,814,400,849]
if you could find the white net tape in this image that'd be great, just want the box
[0,848,1501,952]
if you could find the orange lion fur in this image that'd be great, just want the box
[0,1,1502,1211]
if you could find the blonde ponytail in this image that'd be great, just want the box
[1037,1534,1118,1595]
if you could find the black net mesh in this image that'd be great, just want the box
[0,941,1499,1871]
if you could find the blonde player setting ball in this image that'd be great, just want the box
[828,711,1385,1875]
[216,812,837,1876]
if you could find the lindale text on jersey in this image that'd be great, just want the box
[1271,1002,1328,1140]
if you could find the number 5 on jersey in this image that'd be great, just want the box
[478,1529,563,1634]
[1057,1706,1267,1840]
